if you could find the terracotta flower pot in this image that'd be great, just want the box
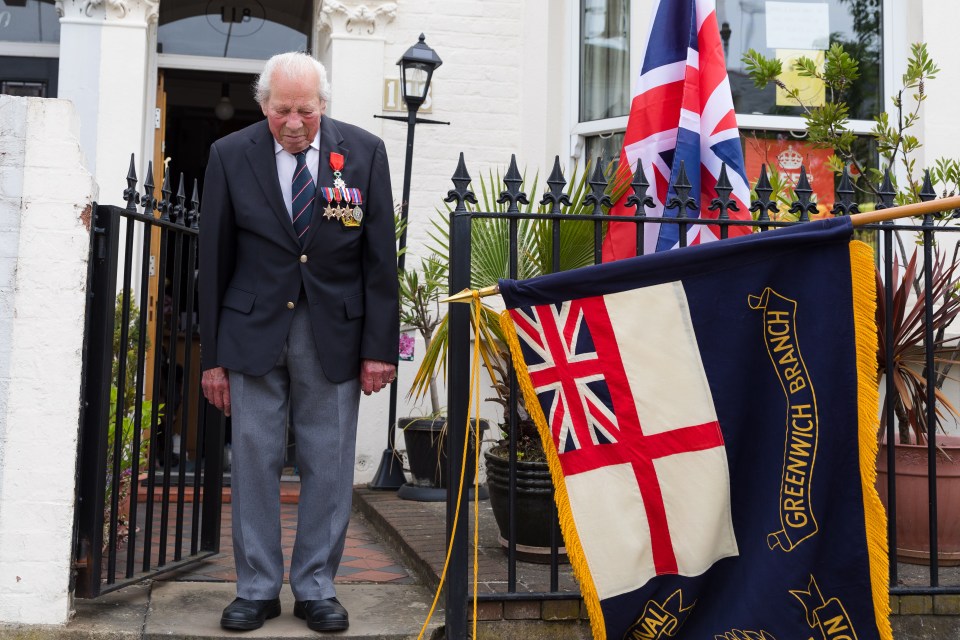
[876,435,960,565]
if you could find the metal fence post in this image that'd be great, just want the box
[445,154,474,640]
[74,203,121,598]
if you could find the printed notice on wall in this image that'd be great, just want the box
[765,2,829,50]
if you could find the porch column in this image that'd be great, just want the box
[55,0,157,202]
[316,0,397,135]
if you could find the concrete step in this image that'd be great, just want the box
[0,582,442,640]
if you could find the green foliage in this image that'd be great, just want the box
[398,255,446,414]
[876,246,960,444]
[404,160,605,417]
[930,158,960,198]
[104,291,161,549]
[741,42,950,206]
[741,49,782,89]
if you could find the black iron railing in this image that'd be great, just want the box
[442,154,960,638]
[74,156,224,598]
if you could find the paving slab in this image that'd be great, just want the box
[144,581,442,640]
[0,583,151,640]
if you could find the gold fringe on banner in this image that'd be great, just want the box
[416,293,485,640]
[499,309,607,640]
[850,240,893,640]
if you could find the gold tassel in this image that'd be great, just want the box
[499,310,607,640]
[850,240,893,640]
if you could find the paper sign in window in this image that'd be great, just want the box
[776,49,825,107]
[765,2,830,50]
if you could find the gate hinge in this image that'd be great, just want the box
[93,225,107,261]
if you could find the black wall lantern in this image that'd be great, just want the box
[397,33,442,110]
[369,33,448,492]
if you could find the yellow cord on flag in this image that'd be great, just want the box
[415,293,485,640]
[850,240,893,640]
[499,309,606,640]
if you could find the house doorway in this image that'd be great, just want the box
[156,69,299,472]
[161,68,262,190]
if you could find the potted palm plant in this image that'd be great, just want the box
[483,349,566,562]
[412,157,606,556]
[874,243,960,564]
[396,255,489,500]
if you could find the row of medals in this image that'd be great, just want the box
[322,201,363,227]
[322,176,362,227]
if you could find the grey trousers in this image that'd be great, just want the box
[228,303,360,601]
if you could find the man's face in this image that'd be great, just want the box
[262,70,325,154]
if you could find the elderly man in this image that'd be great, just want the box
[199,52,398,632]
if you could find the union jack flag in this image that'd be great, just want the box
[510,301,620,455]
[602,0,752,261]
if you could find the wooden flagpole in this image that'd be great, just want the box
[441,195,960,303]
[849,194,960,226]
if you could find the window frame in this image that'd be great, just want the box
[569,0,901,168]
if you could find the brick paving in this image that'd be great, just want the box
[115,480,415,587]
[152,501,415,585]
[353,487,580,596]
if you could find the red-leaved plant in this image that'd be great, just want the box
[876,244,960,444]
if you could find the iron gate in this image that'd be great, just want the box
[73,156,224,598]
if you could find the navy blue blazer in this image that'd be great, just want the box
[199,117,399,382]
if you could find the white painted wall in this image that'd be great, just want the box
[0,96,96,626]
[335,1,540,481]
[918,0,960,171]
[58,0,152,205]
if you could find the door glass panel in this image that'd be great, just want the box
[0,55,58,97]
[158,0,310,59]
[0,0,60,43]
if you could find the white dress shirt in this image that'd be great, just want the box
[274,133,320,218]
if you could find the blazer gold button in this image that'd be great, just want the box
[287,301,295,309]
[300,255,308,263]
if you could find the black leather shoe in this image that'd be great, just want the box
[220,597,281,631]
[294,597,349,632]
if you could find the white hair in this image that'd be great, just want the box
[255,52,330,105]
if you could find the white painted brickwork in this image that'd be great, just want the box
[376,0,554,262]
[0,95,96,626]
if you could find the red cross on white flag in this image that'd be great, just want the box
[510,282,739,598]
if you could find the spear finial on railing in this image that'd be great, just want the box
[830,166,859,216]
[877,167,896,211]
[444,152,476,211]
[158,168,172,222]
[708,163,740,241]
[540,156,571,214]
[188,179,201,230]
[142,161,157,217]
[171,173,186,225]
[123,153,140,212]
[498,154,529,213]
[583,157,612,216]
[666,161,698,217]
[750,165,778,225]
[625,161,654,214]
[789,166,818,222]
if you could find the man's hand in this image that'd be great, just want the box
[202,366,231,416]
[361,359,397,395]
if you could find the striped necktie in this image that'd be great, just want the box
[291,150,315,244]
